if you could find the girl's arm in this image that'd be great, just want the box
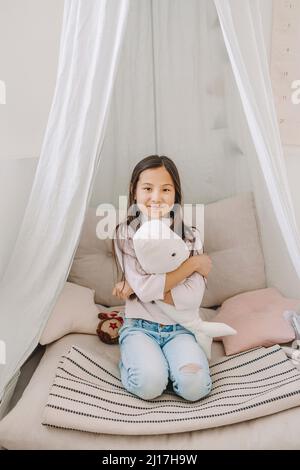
[113,261,207,306]
[163,290,174,305]
[113,257,203,304]
[164,261,207,309]
[163,256,206,293]
[112,280,134,301]
[113,234,167,303]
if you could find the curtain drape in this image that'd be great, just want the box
[214,0,300,279]
[0,0,129,409]
[92,0,253,208]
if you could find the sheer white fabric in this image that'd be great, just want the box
[214,0,300,279]
[0,0,129,405]
[91,0,252,207]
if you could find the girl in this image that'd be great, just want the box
[112,155,212,401]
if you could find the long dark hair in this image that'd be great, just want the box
[112,155,198,298]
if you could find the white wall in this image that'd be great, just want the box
[285,147,300,227]
[0,0,63,276]
[0,0,64,159]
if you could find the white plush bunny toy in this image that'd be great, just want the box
[133,218,236,360]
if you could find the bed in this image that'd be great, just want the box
[0,331,300,449]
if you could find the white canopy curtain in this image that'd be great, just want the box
[0,0,129,414]
[91,0,253,209]
[214,0,300,279]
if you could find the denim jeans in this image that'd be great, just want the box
[118,318,212,402]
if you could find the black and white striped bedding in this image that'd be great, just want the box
[42,344,300,435]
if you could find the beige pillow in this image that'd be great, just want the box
[68,209,124,306]
[40,282,123,345]
[201,193,266,307]
[212,288,299,355]
[68,192,266,307]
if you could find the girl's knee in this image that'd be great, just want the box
[125,366,168,400]
[176,367,212,401]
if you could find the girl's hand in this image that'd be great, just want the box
[112,280,134,300]
[190,254,212,278]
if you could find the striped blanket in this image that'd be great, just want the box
[42,344,300,435]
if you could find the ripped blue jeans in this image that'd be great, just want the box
[118,318,212,402]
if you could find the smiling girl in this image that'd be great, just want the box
[112,155,212,401]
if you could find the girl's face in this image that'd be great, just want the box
[134,166,176,219]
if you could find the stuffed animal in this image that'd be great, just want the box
[96,310,124,345]
[132,218,236,359]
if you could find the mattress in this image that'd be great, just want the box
[0,333,299,449]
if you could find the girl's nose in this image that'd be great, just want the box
[150,191,162,202]
[150,199,162,204]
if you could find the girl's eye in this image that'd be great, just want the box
[143,188,170,192]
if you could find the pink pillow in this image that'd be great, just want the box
[212,288,299,355]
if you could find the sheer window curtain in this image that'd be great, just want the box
[92,0,253,208]
[214,0,300,279]
[0,0,129,412]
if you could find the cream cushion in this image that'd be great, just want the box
[40,282,99,345]
[68,192,266,308]
[40,282,123,345]
[68,208,123,306]
[201,192,266,307]
[0,329,299,449]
